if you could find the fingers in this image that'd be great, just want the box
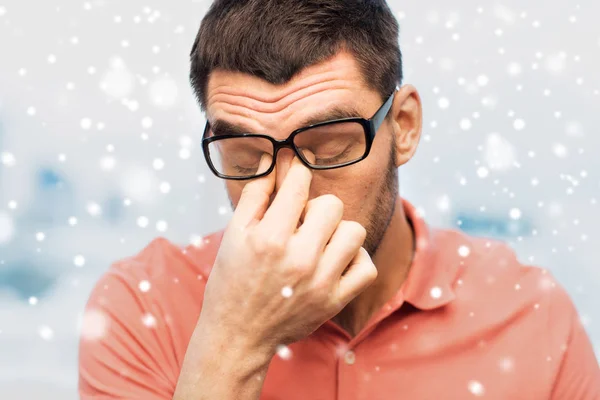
[336,247,378,305]
[231,153,275,228]
[294,194,344,253]
[315,220,366,282]
[260,155,313,239]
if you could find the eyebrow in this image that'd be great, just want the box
[209,105,364,137]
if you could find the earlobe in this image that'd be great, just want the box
[390,85,423,168]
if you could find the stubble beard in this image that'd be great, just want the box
[361,143,399,259]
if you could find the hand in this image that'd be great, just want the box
[199,153,378,354]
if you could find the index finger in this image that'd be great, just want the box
[260,151,314,238]
[231,153,276,228]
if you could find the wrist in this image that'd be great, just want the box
[195,315,275,377]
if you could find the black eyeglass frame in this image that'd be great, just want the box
[201,89,397,180]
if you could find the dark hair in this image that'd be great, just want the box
[189,0,403,112]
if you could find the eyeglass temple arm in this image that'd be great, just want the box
[370,87,397,134]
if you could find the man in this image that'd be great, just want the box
[78,1,600,399]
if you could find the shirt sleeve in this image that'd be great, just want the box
[78,267,177,399]
[550,288,600,400]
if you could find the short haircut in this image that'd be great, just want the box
[189,0,403,111]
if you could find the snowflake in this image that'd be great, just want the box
[141,117,153,129]
[430,286,442,299]
[476,167,489,178]
[87,202,102,217]
[137,216,149,228]
[458,245,471,257]
[100,156,116,171]
[218,206,229,215]
[179,148,191,159]
[74,255,86,267]
[513,119,526,131]
[281,286,293,298]
[1,152,16,167]
[484,133,516,171]
[142,313,157,328]
[156,220,168,232]
[460,118,472,131]
[437,195,451,212]
[498,356,514,372]
[39,325,55,341]
[80,309,109,341]
[139,280,151,292]
[509,208,522,220]
[468,380,485,396]
[552,143,568,158]
[153,158,165,170]
[438,97,450,109]
[159,182,171,194]
[476,75,489,87]
[276,345,292,360]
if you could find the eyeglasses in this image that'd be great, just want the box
[201,89,396,180]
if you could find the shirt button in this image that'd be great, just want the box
[344,350,356,365]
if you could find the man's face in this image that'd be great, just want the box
[205,51,402,256]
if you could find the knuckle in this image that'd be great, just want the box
[310,278,329,297]
[241,184,267,203]
[249,229,287,256]
[290,185,308,202]
[292,260,314,277]
[240,183,254,197]
[264,237,287,255]
[287,248,317,275]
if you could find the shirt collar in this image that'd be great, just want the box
[395,198,457,311]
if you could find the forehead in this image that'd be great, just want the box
[204,51,378,134]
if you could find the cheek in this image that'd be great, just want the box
[226,181,245,207]
[309,162,385,216]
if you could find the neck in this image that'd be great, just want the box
[331,196,415,337]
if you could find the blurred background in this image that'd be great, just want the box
[1,0,599,398]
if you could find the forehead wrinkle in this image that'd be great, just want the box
[210,96,364,132]
[207,78,357,117]
[208,103,267,133]
[206,53,363,104]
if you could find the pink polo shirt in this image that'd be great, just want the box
[78,198,600,399]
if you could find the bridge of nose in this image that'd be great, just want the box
[274,148,297,191]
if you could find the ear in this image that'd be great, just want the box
[388,85,423,168]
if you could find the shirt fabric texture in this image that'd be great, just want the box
[78,198,600,399]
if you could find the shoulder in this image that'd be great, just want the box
[100,230,224,289]
[78,231,225,397]
[83,230,225,331]
[433,227,556,288]
[429,228,599,400]
[433,227,578,330]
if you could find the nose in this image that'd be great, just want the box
[274,147,296,192]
